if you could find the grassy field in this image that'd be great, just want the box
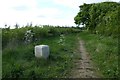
[2,27,118,78]
[78,31,118,78]
[2,32,79,78]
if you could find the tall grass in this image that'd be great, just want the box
[2,29,79,78]
[78,31,118,78]
[0,28,2,79]
[2,26,80,48]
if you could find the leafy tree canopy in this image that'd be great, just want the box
[74,1,120,36]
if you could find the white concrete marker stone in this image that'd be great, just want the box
[35,45,49,59]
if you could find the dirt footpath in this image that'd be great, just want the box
[70,40,100,78]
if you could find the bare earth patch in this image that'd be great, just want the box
[70,40,100,78]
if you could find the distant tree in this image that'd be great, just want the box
[8,26,10,30]
[6,26,10,31]
[30,22,32,27]
[74,3,91,28]
[25,23,30,27]
[15,23,19,29]
[5,24,7,28]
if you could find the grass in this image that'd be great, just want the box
[2,28,118,78]
[2,33,79,78]
[0,29,2,79]
[78,31,118,78]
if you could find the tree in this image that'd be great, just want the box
[15,23,19,29]
[30,22,33,27]
[74,1,120,36]
[74,3,91,28]
[5,24,7,28]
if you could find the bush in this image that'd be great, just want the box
[2,26,80,48]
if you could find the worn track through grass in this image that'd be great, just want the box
[71,39,100,78]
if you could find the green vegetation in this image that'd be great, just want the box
[74,2,120,37]
[0,28,2,79]
[74,2,119,78]
[2,25,80,48]
[2,26,80,78]
[2,1,119,79]
[78,31,118,78]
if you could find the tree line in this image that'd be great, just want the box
[74,1,120,37]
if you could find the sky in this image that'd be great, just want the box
[0,0,119,28]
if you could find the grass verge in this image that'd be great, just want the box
[78,31,118,78]
[2,33,79,78]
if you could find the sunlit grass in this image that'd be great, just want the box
[2,33,79,78]
[78,31,118,78]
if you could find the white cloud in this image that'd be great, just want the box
[53,0,81,9]
[33,17,74,26]
[0,0,72,28]
[0,0,119,28]
[53,0,119,8]
[0,0,37,9]
[36,8,62,18]
[0,0,38,28]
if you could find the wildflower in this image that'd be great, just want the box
[58,34,65,46]
[24,30,34,44]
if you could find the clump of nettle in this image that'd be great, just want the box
[58,34,65,46]
[24,30,35,44]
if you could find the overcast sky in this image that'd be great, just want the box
[0,0,119,28]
